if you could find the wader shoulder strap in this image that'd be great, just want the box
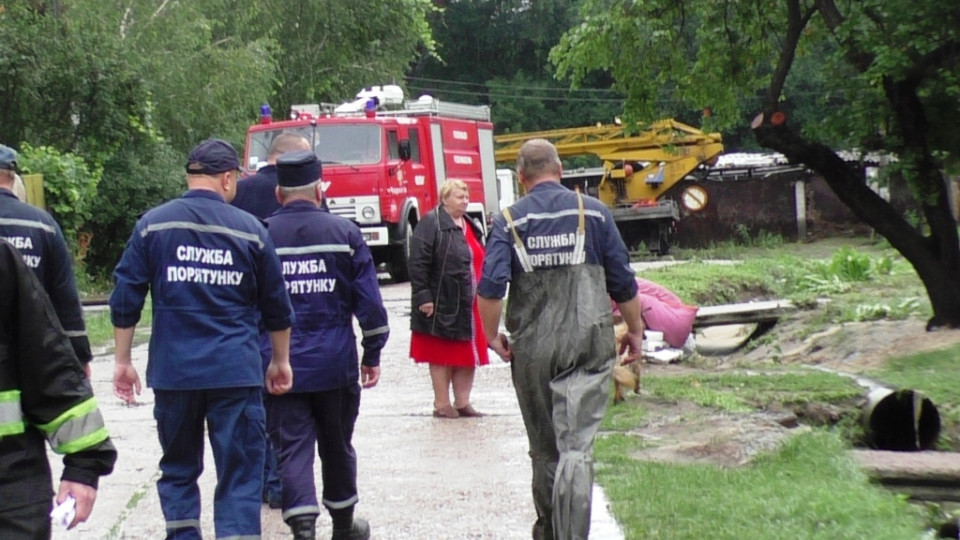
[573,191,586,264]
[501,207,535,273]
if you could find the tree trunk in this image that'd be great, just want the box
[752,120,960,329]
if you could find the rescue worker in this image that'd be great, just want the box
[0,144,93,377]
[264,150,388,540]
[232,132,312,219]
[477,139,645,540]
[232,132,312,510]
[0,238,116,538]
[110,138,294,540]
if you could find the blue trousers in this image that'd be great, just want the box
[154,387,266,540]
[265,384,360,522]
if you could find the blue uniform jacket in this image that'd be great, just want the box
[232,165,281,219]
[110,190,293,390]
[0,189,91,364]
[477,182,638,303]
[263,200,389,393]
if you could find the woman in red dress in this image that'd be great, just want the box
[408,179,489,418]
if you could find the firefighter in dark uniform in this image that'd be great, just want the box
[232,132,312,219]
[264,150,388,540]
[0,238,116,538]
[0,144,93,377]
[477,139,645,540]
[232,132,312,510]
[110,139,294,540]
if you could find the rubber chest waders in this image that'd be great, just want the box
[502,192,616,540]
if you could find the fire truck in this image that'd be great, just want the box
[493,120,724,255]
[243,85,500,282]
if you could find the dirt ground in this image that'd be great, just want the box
[623,310,960,469]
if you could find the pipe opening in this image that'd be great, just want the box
[864,388,941,451]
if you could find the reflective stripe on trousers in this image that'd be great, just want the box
[506,264,616,540]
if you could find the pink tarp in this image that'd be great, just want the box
[612,278,698,348]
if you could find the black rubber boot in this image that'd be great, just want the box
[287,514,318,540]
[331,517,370,540]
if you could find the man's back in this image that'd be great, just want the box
[232,165,280,219]
[264,201,387,392]
[110,190,291,390]
[0,189,91,364]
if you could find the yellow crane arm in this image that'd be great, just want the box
[493,119,723,206]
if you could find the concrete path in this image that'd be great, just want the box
[51,280,625,539]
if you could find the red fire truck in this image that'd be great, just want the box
[243,85,500,282]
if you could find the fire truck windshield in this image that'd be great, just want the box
[247,124,382,170]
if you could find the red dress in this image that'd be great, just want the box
[410,223,490,367]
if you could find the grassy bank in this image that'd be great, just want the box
[599,237,955,538]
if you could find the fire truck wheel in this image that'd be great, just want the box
[388,222,412,283]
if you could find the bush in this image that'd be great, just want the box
[17,144,101,261]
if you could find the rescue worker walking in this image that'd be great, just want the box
[0,144,93,377]
[232,132,312,510]
[0,238,116,538]
[232,132,311,219]
[264,150,388,540]
[110,139,294,540]
[477,139,645,540]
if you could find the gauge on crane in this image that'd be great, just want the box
[681,185,709,212]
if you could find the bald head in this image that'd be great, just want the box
[268,133,311,163]
[517,139,562,186]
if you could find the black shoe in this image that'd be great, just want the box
[288,515,317,540]
[331,517,370,540]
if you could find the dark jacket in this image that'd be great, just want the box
[0,189,92,365]
[232,165,281,219]
[262,200,389,392]
[408,206,484,341]
[0,239,116,511]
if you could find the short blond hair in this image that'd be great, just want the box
[439,179,469,202]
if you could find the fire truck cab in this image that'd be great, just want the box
[243,86,500,282]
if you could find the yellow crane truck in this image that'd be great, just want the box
[493,119,723,254]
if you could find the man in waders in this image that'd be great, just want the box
[477,139,645,540]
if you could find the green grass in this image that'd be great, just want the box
[641,243,929,325]
[642,371,864,413]
[596,431,927,540]
[598,237,951,539]
[84,296,153,350]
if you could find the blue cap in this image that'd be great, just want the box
[0,144,18,171]
[185,139,240,175]
[276,150,322,188]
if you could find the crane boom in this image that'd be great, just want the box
[492,119,724,255]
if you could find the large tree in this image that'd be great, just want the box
[552,0,960,327]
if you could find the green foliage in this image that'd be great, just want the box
[595,431,927,539]
[17,143,100,256]
[83,140,184,279]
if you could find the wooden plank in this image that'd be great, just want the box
[693,300,794,328]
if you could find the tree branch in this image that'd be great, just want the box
[815,0,874,72]
[766,0,808,108]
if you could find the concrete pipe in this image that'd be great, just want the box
[864,387,941,451]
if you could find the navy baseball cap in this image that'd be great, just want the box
[0,144,18,171]
[276,150,323,188]
[185,139,240,175]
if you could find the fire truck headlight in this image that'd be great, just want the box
[361,206,376,220]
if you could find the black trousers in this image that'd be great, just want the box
[0,499,52,540]
[266,384,361,522]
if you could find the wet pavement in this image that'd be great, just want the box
[51,280,626,539]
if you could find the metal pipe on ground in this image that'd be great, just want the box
[864,387,941,451]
